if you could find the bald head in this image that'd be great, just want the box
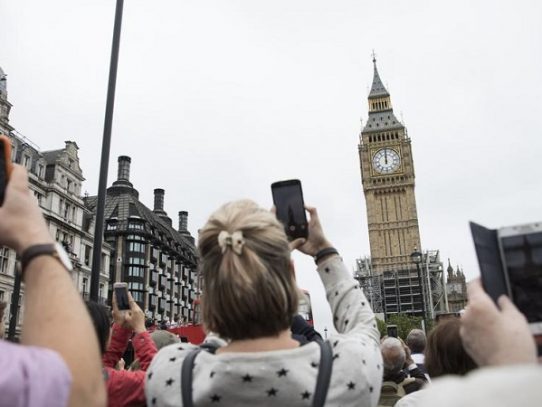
[381,337,406,376]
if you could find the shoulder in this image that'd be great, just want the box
[416,365,542,407]
[0,340,72,407]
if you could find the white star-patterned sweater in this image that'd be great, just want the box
[145,255,383,406]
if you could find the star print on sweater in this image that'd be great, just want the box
[145,256,383,407]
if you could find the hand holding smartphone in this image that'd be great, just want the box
[0,135,13,206]
[271,179,309,240]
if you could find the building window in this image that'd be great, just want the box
[128,282,145,291]
[84,245,91,266]
[128,222,144,230]
[0,247,9,274]
[17,294,23,324]
[106,222,117,231]
[126,234,144,241]
[128,257,145,265]
[99,284,104,299]
[24,155,31,169]
[82,277,88,295]
[131,291,144,302]
[127,266,145,278]
[0,290,4,302]
[67,178,72,192]
[37,164,44,178]
[128,242,145,253]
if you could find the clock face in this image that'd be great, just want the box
[372,148,401,174]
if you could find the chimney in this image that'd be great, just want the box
[154,188,165,213]
[178,211,188,232]
[117,156,131,182]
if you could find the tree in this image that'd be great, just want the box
[376,313,433,339]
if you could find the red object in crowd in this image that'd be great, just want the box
[168,324,206,345]
[102,323,158,407]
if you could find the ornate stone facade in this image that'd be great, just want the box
[0,67,111,336]
[358,58,421,274]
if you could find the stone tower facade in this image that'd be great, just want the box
[358,57,422,274]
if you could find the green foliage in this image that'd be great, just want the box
[377,314,430,340]
[376,317,387,338]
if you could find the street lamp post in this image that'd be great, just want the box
[410,250,426,325]
[90,0,125,301]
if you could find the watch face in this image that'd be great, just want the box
[372,148,401,174]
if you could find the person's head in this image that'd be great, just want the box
[198,199,298,341]
[381,337,406,377]
[150,330,180,350]
[406,328,426,354]
[85,301,111,355]
[425,318,477,378]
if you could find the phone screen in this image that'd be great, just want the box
[114,286,131,310]
[271,180,308,240]
[500,232,542,324]
[387,325,398,338]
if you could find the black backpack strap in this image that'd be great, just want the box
[181,349,202,407]
[312,340,333,407]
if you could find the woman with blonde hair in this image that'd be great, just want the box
[146,200,382,406]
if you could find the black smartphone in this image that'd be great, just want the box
[470,222,508,304]
[271,179,309,240]
[114,282,131,311]
[387,324,398,338]
[471,221,542,336]
[0,135,13,206]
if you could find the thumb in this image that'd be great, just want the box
[289,238,306,252]
[497,295,522,316]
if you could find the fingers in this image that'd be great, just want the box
[497,295,523,318]
[289,238,306,252]
[6,164,28,189]
[304,205,317,217]
[466,278,495,309]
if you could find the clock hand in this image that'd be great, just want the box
[384,149,388,164]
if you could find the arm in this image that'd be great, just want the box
[0,165,106,407]
[294,206,380,345]
[131,331,157,371]
[103,323,132,368]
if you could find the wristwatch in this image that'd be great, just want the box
[21,242,74,274]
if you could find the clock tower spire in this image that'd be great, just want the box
[358,56,422,274]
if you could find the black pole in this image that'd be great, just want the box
[416,263,426,325]
[7,266,22,340]
[90,0,124,301]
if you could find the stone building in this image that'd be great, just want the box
[0,66,111,336]
[355,56,445,320]
[84,156,198,323]
[445,260,467,312]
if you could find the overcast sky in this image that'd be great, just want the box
[2,0,541,333]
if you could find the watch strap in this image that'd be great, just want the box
[314,247,339,265]
[21,244,58,273]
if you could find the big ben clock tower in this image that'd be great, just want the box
[359,56,422,274]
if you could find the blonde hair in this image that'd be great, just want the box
[198,200,298,340]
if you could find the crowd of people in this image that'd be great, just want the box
[0,163,541,406]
